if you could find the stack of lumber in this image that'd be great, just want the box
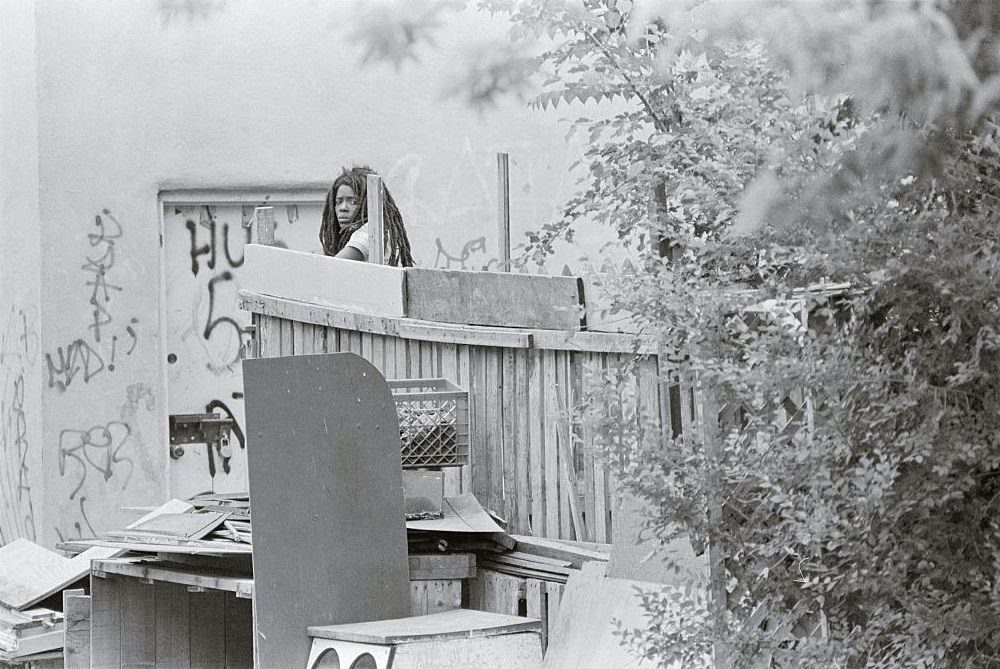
[477,535,611,584]
[0,606,63,664]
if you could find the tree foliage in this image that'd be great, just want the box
[352,1,1000,666]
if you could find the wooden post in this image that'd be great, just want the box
[497,152,511,271]
[367,173,386,265]
[254,206,275,245]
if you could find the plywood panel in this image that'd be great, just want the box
[242,245,407,317]
[242,353,411,669]
[406,268,584,330]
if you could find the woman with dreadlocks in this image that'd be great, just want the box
[319,166,415,267]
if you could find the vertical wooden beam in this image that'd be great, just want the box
[63,590,91,669]
[90,574,122,669]
[367,173,386,265]
[254,206,275,245]
[497,153,511,271]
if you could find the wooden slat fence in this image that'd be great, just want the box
[245,292,668,543]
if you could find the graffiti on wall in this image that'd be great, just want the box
[433,235,499,270]
[165,201,319,493]
[44,210,140,392]
[0,304,40,543]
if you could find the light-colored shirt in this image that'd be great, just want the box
[343,222,370,260]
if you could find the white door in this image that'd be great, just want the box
[162,198,324,499]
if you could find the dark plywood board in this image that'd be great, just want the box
[406,268,585,331]
[243,352,411,669]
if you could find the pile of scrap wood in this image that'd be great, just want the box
[477,535,611,584]
[0,538,118,663]
[66,492,514,559]
[0,606,63,665]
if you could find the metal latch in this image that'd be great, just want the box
[169,413,235,460]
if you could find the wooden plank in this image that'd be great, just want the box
[409,554,476,581]
[581,356,598,543]
[367,173,386,265]
[527,350,544,536]
[313,320,327,353]
[326,326,340,353]
[458,346,473,494]
[525,579,545,651]
[279,317,293,356]
[93,559,254,598]
[542,562,681,669]
[370,333,386,375]
[410,581,428,615]
[243,353,411,669]
[129,511,229,539]
[513,350,532,535]
[224,592,254,669]
[292,320,307,356]
[153,582,189,669]
[239,291,658,352]
[468,347,489,505]
[485,348,504,516]
[501,348,518,529]
[485,570,522,616]
[120,577,156,669]
[308,609,540,644]
[90,574,122,669]
[62,591,91,669]
[0,539,117,610]
[405,268,584,330]
[392,634,543,667]
[424,580,462,614]
[188,590,225,669]
[542,350,560,538]
[556,351,576,539]
[243,244,407,316]
[509,535,611,568]
[545,581,564,643]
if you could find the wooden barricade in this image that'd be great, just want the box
[241,290,667,544]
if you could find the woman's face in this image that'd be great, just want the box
[335,184,360,225]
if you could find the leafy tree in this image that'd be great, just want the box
[353,1,1000,666]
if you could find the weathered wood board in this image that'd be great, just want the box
[405,268,585,330]
[0,539,117,610]
[243,352,411,669]
[242,244,407,316]
[543,562,699,669]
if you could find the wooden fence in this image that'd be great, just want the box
[240,291,665,543]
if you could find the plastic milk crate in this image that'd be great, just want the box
[387,378,470,469]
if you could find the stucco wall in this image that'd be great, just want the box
[0,0,44,545]
[25,0,588,547]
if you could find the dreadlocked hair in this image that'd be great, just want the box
[319,165,415,267]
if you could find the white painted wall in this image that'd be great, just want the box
[19,0,593,547]
[0,0,45,545]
